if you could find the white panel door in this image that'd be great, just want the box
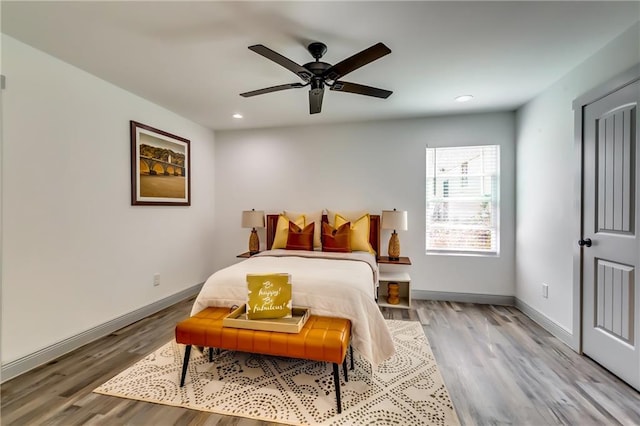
[582,80,640,391]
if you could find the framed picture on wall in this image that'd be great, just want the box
[130,120,191,206]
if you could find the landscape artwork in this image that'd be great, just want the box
[130,121,190,206]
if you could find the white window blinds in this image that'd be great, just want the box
[426,145,500,255]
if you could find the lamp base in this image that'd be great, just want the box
[249,229,259,253]
[388,231,400,259]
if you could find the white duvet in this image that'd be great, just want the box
[191,249,395,367]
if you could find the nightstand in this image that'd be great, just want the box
[377,256,411,309]
[236,251,260,258]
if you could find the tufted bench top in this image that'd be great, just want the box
[175,306,351,364]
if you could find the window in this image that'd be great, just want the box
[426,145,499,255]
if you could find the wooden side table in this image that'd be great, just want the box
[377,256,411,309]
[377,256,412,265]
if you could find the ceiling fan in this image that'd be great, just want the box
[240,42,392,114]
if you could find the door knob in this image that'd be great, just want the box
[578,238,592,247]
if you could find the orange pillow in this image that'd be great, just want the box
[286,222,315,251]
[322,221,352,253]
[284,210,323,249]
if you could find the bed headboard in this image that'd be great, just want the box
[266,214,381,256]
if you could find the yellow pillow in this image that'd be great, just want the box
[326,210,369,226]
[335,213,375,254]
[271,214,305,249]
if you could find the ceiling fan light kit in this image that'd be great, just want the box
[240,41,393,114]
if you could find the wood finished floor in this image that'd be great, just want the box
[2,298,640,425]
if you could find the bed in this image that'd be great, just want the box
[191,213,395,367]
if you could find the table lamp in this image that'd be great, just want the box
[242,209,265,254]
[381,209,408,260]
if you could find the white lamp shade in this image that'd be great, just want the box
[381,210,408,231]
[241,210,265,228]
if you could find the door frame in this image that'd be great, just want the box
[572,63,640,353]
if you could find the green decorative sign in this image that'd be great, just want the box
[246,273,292,319]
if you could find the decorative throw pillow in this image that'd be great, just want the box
[335,213,375,254]
[326,210,369,226]
[284,210,323,249]
[271,214,305,249]
[286,221,315,251]
[322,221,352,253]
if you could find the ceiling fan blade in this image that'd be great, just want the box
[248,45,313,81]
[323,42,391,81]
[330,81,392,99]
[240,83,305,97]
[309,87,324,114]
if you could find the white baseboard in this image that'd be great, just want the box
[412,289,515,306]
[1,283,203,383]
[514,298,575,349]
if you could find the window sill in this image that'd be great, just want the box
[426,250,499,258]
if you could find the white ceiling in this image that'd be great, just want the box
[2,1,639,131]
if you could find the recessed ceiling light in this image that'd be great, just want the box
[455,95,474,103]
[233,113,243,119]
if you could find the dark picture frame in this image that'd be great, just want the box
[130,120,191,206]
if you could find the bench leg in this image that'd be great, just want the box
[342,357,348,382]
[333,363,342,413]
[209,347,213,362]
[180,345,192,387]
[350,345,354,370]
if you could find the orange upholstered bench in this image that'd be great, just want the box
[175,306,353,413]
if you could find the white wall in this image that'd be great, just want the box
[516,22,640,338]
[214,112,515,296]
[1,35,217,363]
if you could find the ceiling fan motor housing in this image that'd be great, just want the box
[304,61,332,77]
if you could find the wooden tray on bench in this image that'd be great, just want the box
[222,304,310,333]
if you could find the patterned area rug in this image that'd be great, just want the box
[94,320,459,425]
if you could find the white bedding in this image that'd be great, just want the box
[191,249,395,367]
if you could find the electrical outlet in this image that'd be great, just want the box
[542,283,549,298]
[153,273,160,287]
